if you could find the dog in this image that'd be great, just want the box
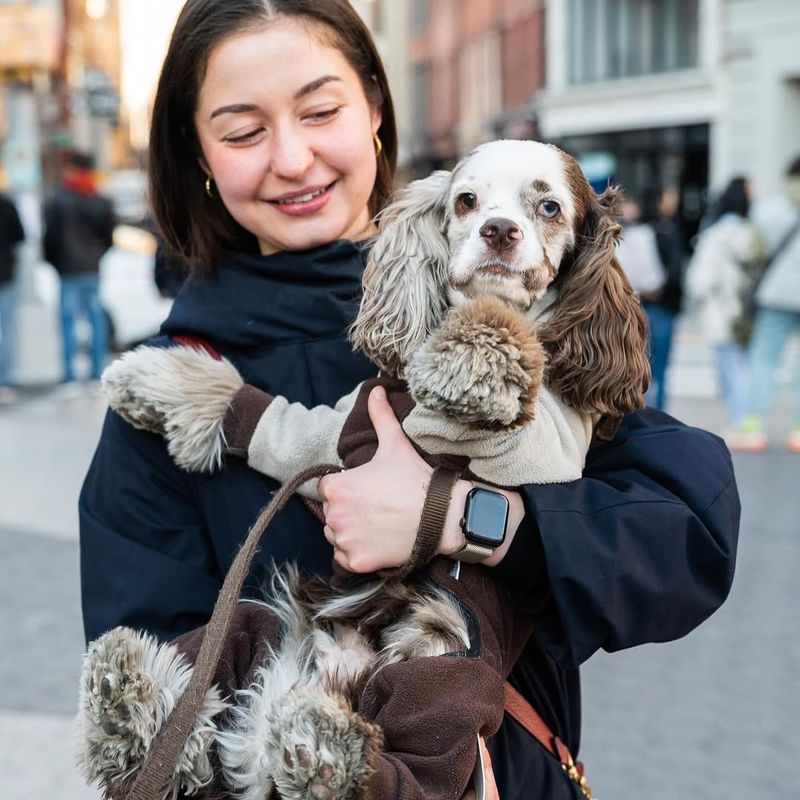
[77,140,648,800]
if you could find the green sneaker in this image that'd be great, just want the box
[726,415,767,452]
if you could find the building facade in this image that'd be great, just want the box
[539,0,800,231]
[404,0,546,176]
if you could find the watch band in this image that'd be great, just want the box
[452,540,495,563]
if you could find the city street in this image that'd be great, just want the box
[0,330,798,800]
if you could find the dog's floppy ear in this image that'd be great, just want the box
[351,170,452,377]
[539,185,650,417]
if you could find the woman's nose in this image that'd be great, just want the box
[270,127,314,180]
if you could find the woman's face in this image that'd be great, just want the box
[195,18,381,255]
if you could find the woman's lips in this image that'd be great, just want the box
[267,182,336,216]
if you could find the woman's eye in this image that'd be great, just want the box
[224,128,264,145]
[305,107,341,123]
[456,192,478,212]
[537,200,560,219]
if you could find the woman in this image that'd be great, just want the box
[79,1,740,798]
[685,177,759,432]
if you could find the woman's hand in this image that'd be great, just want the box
[318,386,433,572]
[318,385,525,572]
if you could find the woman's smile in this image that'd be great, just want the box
[267,181,337,216]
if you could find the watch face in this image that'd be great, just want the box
[463,488,509,547]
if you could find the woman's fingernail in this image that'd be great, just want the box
[372,386,386,401]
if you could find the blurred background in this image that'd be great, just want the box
[0,1,798,798]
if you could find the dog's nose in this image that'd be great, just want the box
[479,217,523,250]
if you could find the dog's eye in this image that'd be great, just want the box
[537,200,561,219]
[455,192,478,213]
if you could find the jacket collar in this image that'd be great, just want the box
[162,240,369,349]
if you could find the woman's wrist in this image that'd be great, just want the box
[437,481,525,566]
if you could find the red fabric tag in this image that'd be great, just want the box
[172,335,221,360]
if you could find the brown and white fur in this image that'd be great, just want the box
[354,138,648,416]
[78,140,649,800]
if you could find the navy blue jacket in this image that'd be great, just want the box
[79,240,740,799]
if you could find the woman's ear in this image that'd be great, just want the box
[538,185,650,417]
[351,170,452,377]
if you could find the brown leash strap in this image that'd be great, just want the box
[123,463,342,800]
[503,682,594,799]
[384,466,462,580]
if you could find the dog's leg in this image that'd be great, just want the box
[377,586,470,666]
[406,294,545,428]
[76,627,228,799]
[102,344,244,472]
[216,621,378,800]
[265,686,382,800]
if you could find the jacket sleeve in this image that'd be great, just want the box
[498,407,740,667]
[79,410,223,643]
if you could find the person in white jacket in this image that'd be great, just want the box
[685,177,759,431]
[728,158,800,452]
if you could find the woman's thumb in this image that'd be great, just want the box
[368,385,405,448]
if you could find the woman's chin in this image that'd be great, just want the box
[257,214,372,254]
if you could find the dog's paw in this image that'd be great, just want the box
[102,344,244,472]
[266,688,382,800]
[79,627,159,766]
[406,295,545,428]
[76,627,227,797]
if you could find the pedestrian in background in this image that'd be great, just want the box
[43,151,115,385]
[728,157,800,452]
[641,185,687,410]
[615,194,670,407]
[0,187,25,403]
[685,177,759,432]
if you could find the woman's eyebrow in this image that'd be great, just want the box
[293,74,342,100]
[210,103,259,120]
[208,76,342,120]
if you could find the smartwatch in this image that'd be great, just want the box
[453,487,509,563]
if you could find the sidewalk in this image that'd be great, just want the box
[0,388,106,800]
[0,323,797,800]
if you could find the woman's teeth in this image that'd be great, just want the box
[276,186,328,205]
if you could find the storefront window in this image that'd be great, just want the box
[559,123,709,244]
[569,0,699,84]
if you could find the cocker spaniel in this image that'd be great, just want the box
[77,140,648,800]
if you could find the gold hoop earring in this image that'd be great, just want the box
[373,132,382,158]
[205,176,216,199]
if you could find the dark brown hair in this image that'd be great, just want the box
[149,0,397,276]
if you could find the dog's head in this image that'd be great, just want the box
[351,139,649,417]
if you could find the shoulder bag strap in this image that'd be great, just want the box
[503,681,594,799]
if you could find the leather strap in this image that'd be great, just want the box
[122,463,343,800]
[414,466,461,565]
[388,466,461,579]
[503,682,593,798]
